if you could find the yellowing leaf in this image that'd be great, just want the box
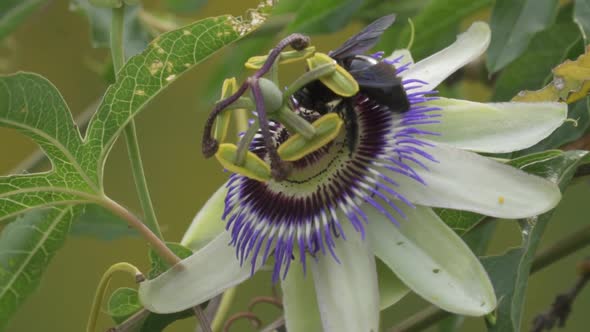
[513,45,590,103]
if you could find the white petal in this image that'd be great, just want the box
[376,258,410,310]
[418,98,567,153]
[139,232,256,314]
[386,49,414,66]
[282,267,323,332]
[385,142,561,218]
[311,223,380,332]
[181,183,228,251]
[402,22,491,92]
[367,205,496,316]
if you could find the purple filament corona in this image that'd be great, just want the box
[222,55,441,282]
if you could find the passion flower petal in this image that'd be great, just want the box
[402,22,491,92]
[138,232,260,314]
[367,205,496,316]
[181,183,228,251]
[417,98,567,153]
[382,142,561,218]
[311,223,380,332]
[282,267,323,332]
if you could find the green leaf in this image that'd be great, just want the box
[108,287,144,324]
[574,0,590,44]
[70,204,137,240]
[164,0,207,13]
[379,0,493,60]
[0,0,46,41]
[70,0,150,57]
[0,73,100,224]
[487,0,559,73]
[0,206,78,331]
[285,0,363,34]
[483,150,588,332]
[107,287,193,331]
[147,243,192,279]
[493,5,582,101]
[434,208,484,235]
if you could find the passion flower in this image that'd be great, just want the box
[139,17,566,332]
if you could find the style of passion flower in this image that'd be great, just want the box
[139,15,567,332]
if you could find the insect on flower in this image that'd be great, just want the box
[296,14,410,117]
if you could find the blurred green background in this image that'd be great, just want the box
[1,0,589,331]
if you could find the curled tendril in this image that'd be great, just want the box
[222,295,284,332]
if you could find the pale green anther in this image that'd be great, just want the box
[276,106,316,140]
[89,0,123,8]
[253,77,283,114]
[283,63,336,98]
[214,78,239,142]
[307,53,359,97]
[245,47,316,69]
[278,113,344,161]
[215,144,271,182]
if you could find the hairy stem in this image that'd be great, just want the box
[86,262,143,332]
[111,4,163,239]
[388,224,590,332]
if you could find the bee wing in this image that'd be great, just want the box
[350,62,400,88]
[329,14,396,59]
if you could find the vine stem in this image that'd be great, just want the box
[86,262,143,332]
[100,197,180,266]
[110,5,211,332]
[387,223,590,332]
[111,4,163,239]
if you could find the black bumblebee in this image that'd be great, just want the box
[294,14,410,115]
